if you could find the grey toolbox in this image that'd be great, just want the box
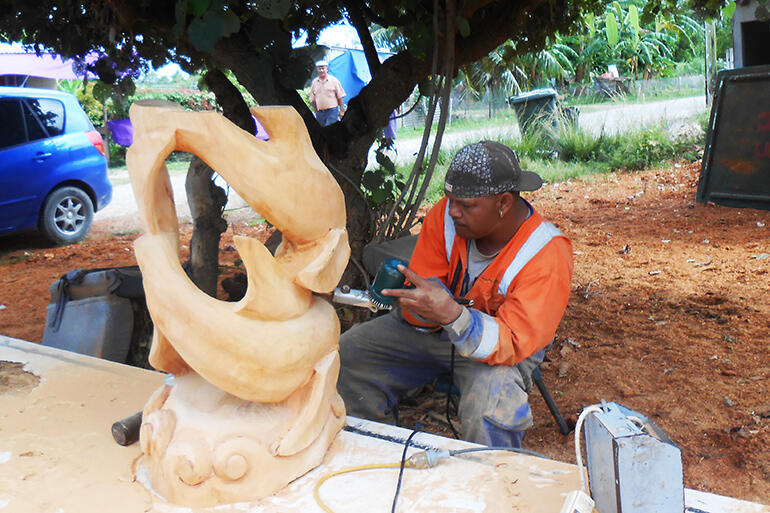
[584,402,684,513]
[42,266,145,363]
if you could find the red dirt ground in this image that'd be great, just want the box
[1,161,768,504]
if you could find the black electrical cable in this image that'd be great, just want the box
[391,430,419,513]
[445,344,460,439]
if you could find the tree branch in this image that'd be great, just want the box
[345,1,380,74]
[202,69,255,134]
[360,2,406,27]
[209,25,325,152]
[453,2,527,65]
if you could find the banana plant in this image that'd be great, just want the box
[593,0,693,77]
[460,41,526,117]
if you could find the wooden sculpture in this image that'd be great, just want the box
[126,104,350,506]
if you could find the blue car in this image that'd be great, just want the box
[0,86,112,245]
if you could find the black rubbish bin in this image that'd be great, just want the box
[508,88,558,134]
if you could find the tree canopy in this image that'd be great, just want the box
[0,0,728,254]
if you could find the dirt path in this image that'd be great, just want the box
[0,161,768,504]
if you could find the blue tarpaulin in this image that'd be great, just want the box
[328,50,374,105]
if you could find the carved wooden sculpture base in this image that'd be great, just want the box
[140,354,345,506]
[126,104,350,506]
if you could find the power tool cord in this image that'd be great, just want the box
[314,434,550,513]
[313,462,404,513]
[574,405,602,493]
[445,344,461,439]
[392,430,419,512]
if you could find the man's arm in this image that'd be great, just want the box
[334,77,346,118]
[309,80,318,113]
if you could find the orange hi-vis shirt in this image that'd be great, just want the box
[403,196,574,366]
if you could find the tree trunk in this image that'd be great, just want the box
[488,84,493,118]
[184,69,256,297]
[211,28,427,263]
[326,135,373,268]
[185,158,227,297]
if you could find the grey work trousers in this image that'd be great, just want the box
[337,310,544,447]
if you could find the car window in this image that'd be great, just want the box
[22,98,65,141]
[0,98,26,150]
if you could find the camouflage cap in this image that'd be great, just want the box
[444,140,543,198]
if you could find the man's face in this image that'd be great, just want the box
[447,193,501,240]
[317,65,328,79]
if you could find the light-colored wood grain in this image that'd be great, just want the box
[125,104,349,506]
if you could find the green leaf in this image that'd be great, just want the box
[612,2,622,19]
[418,76,434,96]
[722,1,736,19]
[188,9,240,52]
[362,171,384,190]
[456,16,470,38]
[586,13,596,39]
[188,0,211,17]
[92,81,113,103]
[219,9,240,34]
[406,22,430,60]
[375,150,396,174]
[174,0,187,38]
[628,5,640,37]
[254,0,291,20]
[188,16,216,51]
[606,12,619,48]
[371,188,388,205]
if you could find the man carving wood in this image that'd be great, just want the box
[338,141,573,448]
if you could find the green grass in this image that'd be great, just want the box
[385,111,704,206]
[395,89,704,141]
[396,110,519,140]
[562,85,704,108]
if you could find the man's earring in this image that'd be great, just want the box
[499,209,503,218]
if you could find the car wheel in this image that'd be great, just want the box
[40,186,94,245]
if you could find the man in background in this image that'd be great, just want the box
[309,60,346,126]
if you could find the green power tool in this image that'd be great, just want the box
[332,258,407,312]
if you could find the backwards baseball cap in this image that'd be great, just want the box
[315,60,329,67]
[444,140,542,198]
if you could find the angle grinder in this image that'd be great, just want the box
[333,257,408,312]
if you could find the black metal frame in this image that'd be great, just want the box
[697,64,770,210]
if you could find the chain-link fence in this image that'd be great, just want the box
[397,75,703,131]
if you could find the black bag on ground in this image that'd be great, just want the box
[42,266,145,364]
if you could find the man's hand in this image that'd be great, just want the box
[382,265,462,325]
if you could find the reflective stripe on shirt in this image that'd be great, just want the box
[440,212,563,361]
[497,222,562,295]
[467,312,500,359]
[443,200,455,261]
[442,202,561,295]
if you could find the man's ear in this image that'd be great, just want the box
[498,191,517,215]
